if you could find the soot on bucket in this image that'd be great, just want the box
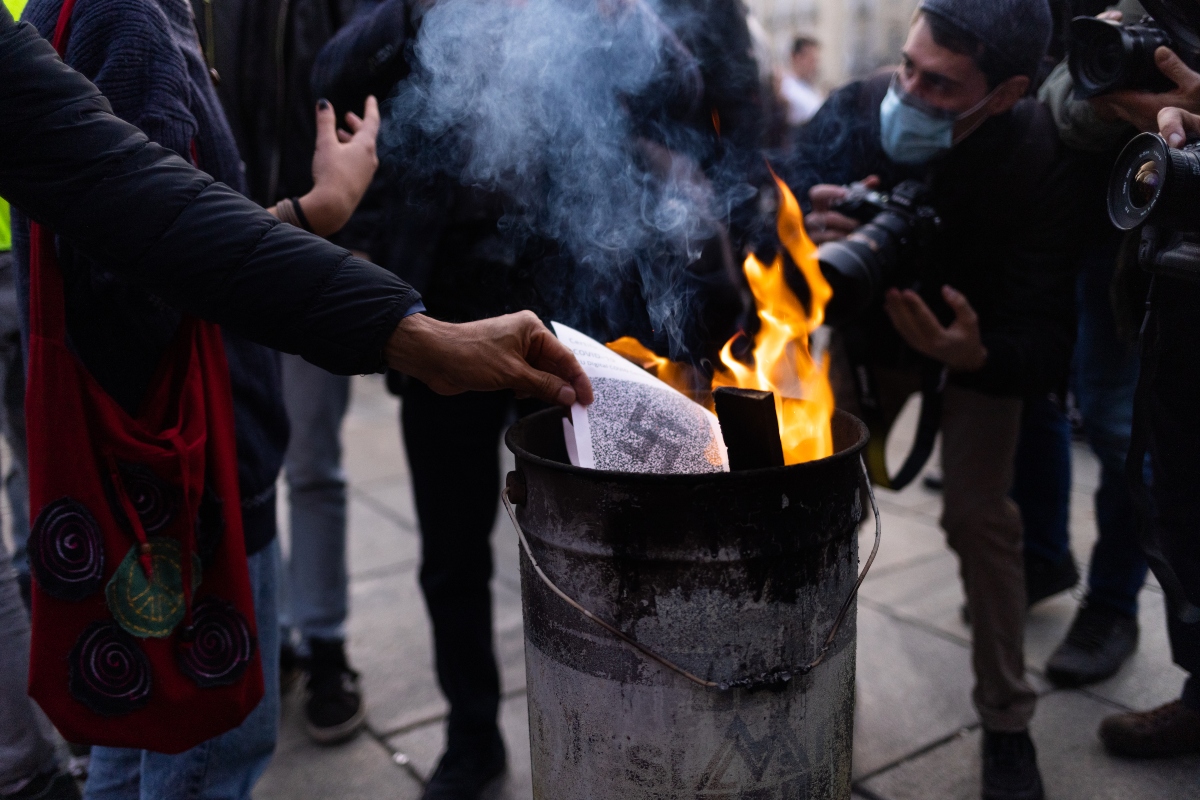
[504,407,873,799]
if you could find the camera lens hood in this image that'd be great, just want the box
[1110,132,1170,230]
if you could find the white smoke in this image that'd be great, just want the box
[385,0,751,355]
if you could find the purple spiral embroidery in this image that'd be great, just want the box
[117,463,181,535]
[68,621,152,716]
[29,498,105,602]
[177,597,255,687]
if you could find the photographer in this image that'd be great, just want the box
[1036,0,1200,757]
[784,3,1082,798]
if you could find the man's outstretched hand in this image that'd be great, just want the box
[385,311,594,407]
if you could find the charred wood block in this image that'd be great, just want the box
[713,387,784,471]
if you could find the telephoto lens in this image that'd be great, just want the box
[817,180,939,326]
[1109,132,1200,232]
[1069,16,1173,98]
[818,215,907,325]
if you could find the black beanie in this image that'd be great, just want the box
[918,0,1052,79]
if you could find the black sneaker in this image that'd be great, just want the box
[304,638,366,745]
[279,640,305,697]
[422,730,506,800]
[2,770,81,800]
[1025,551,1078,608]
[1046,602,1138,687]
[982,729,1044,800]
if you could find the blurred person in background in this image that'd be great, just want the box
[191,0,373,746]
[780,35,824,127]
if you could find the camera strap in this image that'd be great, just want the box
[1127,277,1200,625]
[856,360,945,491]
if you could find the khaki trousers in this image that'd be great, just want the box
[828,333,1038,731]
[940,384,1037,732]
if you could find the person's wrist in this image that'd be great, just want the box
[298,186,354,237]
[950,344,987,372]
[385,313,451,380]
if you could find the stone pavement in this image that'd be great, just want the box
[255,375,1200,799]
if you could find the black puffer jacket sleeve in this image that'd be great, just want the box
[0,9,421,376]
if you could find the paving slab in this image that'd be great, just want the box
[387,692,534,800]
[257,690,420,800]
[852,605,977,778]
[347,566,449,736]
[346,495,422,582]
[350,479,420,533]
[857,508,946,578]
[859,690,1200,800]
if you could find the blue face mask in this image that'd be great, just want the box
[879,75,997,165]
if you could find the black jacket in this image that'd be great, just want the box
[785,74,1085,396]
[0,9,420,549]
[191,0,358,207]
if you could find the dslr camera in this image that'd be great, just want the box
[817,179,941,326]
[1110,131,1200,281]
[1068,0,1200,98]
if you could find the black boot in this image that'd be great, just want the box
[981,729,1044,800]
[422,729,506,800]
[304,638,366,745]
[1046,601,1138,686]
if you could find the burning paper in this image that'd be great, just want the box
[552,323,728,474]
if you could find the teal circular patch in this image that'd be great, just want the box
[105,539,202,638]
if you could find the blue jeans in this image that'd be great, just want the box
[1012,394,1073,566]
[1014,245,1148,617]
[278,355,351,650]
[0,532,59,794]
[1073,247,1148,617]
[84,542,281,800]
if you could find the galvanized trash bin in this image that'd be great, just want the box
[503,407,876,800]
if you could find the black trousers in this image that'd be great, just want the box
[1143,277,1200,706]
[401,381,513,745]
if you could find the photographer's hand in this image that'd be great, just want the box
[1092,47,1200,132]
[806,177,879,244]
[384,310,594,407]
[883,285,987,372]
[1158,105,1200,147]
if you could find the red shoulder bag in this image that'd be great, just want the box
[25,0,264,754]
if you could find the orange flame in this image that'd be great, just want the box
[607,170,835,464]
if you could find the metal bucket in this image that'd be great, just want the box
[503,407,875,800]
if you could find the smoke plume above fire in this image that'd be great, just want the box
[383,0,755,357]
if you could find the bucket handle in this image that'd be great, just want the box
[501,456,882,692]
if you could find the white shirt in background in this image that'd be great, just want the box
[780,73,824,126]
